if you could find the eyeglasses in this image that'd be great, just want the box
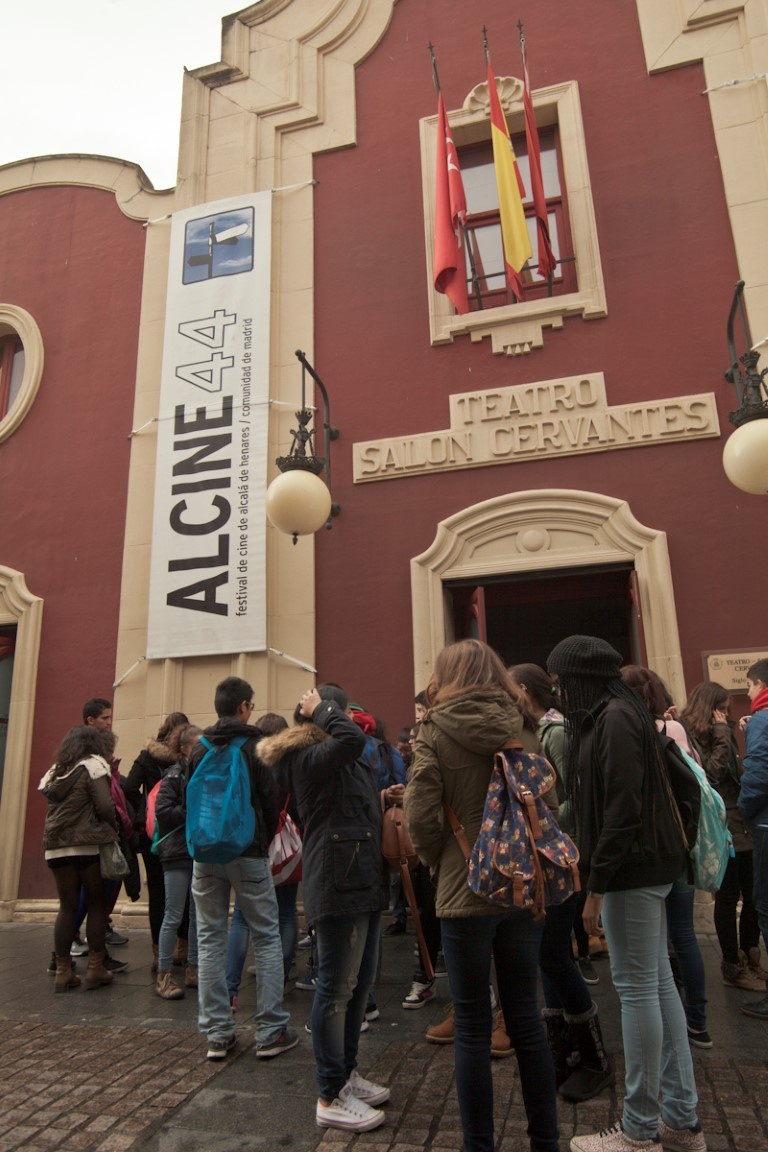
[246,701,255,711]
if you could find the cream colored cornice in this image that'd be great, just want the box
[0,154,171,222]
[635,0,746,72]
[176,0,398,205]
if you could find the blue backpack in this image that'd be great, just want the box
[659,732,732,893]
[185,736,255,863]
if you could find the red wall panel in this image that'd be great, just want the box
[0,183,145,898]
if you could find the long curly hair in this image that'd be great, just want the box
[53,726,115,775]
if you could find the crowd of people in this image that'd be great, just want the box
[38,645,768,1152]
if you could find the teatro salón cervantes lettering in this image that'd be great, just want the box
[353,374,720,482]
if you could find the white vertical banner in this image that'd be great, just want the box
[147,192,272,658]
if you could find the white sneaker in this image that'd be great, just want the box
[570,1122,660,1151]
[346,1068,390,1106]
[657,1120,706,1151]
[402,979,435,1009]
[316,1084,385,1131]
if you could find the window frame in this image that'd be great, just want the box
[460,126,578,309]
[420,77,606,355]
[0,306,44,441]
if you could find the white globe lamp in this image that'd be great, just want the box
[722,420,768,495]
[266,469,333,540]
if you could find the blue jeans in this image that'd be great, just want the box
[752,824,768,959]
[601,886,699,1141]
[159,866,197,971]
[277,881,299,980]
[665,875,707,1032]
[440,912,559,1152]
[225,882,301,994]
[389,873,406,926]
[311,911,381,1102]
[192,856,288,1045]
[539,893,592,1016]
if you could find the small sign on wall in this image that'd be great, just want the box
[703,649,768,693]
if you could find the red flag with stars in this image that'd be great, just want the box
[433,91,469,314]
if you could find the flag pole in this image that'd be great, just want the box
[427,41,440,95]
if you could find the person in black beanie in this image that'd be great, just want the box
[547,636,706,1152]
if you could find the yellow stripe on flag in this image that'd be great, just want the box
[488,67,532,276]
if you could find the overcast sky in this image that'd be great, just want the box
[1,0,239,189]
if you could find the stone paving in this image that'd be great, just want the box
[0,904,766,1152]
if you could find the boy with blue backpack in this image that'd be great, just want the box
[186,676,297,1061]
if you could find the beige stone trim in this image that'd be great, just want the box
[420,79,606,355]
[0,568,43,921]
[0,305,44,441]
[0,154,171,221]
[634,0,768,355]
[411,489,685,704]
[115,1,398,733]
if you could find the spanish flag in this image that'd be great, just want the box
[487,60,532,299]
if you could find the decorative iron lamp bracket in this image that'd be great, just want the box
[722,280,768,494]
[725,281,768,426]
[266,350,340,542]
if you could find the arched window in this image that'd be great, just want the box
[0,306,44,440]
[0,333,25,420]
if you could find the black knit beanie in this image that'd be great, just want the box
[547,635,623,680]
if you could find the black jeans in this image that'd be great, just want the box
[441,912,559,1152]
[714,849,759,963]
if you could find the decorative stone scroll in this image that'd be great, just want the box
[353,373,720,483]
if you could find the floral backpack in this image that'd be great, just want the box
[445,742,580,920]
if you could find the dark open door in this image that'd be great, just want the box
[627,571,647,667]
[465,587,487,642]
[449,564,636,667]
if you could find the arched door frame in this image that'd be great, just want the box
[411,489,685,703]
[0,566,42,920]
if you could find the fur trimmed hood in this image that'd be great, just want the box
[257,723,327,768]
[143,737,179,764]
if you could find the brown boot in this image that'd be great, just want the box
[184,964,198,989]
[172,937,188,967]
[54,955,81,993]
[722,958,764,990]
[156,970,184,1000]
[490,1009,513,1058]
[152,943,159,974]
[426,1002,455,1044]
[743,947,768,982]
[84,951,114,989]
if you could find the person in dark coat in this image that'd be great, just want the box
[258,684,392,1133]
[547,635,705,1152]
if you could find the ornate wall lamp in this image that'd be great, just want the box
[722,280,768,494]
[265,350,340,543]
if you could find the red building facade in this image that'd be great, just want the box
[0,162,149,907]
